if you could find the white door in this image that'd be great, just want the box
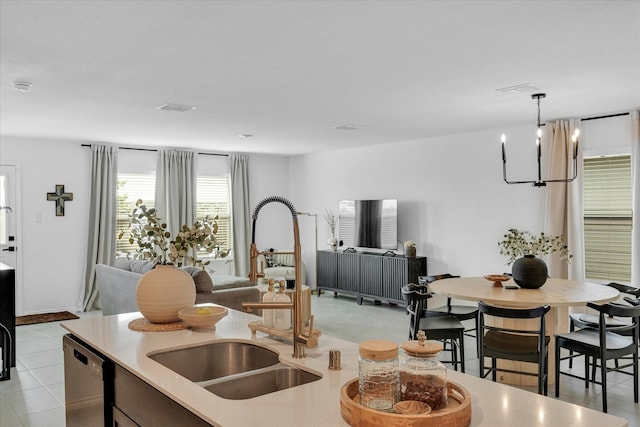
[0,165,17,268]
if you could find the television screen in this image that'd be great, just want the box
[338,199,398,250]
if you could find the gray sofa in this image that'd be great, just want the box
[95,259,260,316]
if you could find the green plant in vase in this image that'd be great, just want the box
[498,228,572,289]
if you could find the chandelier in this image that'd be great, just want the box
[501,93,580,187]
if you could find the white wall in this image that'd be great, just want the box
[289,124,547,285]
[1,137,92,315]
[0,136,292,315]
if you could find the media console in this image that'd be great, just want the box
[317,250,427,304]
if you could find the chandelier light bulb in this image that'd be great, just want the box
[501,134,506,143]
[537,128,542,138]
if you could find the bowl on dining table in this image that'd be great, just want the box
[484,274,512,287]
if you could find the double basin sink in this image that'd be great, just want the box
[148,340,321,400]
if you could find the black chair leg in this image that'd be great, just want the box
[544,350,549,396]
[601,356,607,413]
[634,352,639,404]
[555,341,560,397]
[491,358,497,382]
[568,321,575,369]
[584,355,589,388]
[458,331,465,373]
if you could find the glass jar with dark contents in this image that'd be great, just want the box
[399,331,448,410]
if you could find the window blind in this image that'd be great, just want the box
[583,155,632,282]
[196,175,231,254]
[116,170,231,258]
[116,173,156,255]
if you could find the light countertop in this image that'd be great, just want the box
[61,308,628,427]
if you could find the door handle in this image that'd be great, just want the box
[2,247,15,252]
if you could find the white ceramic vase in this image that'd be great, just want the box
[136,264,196,323]
[328,237,338,252]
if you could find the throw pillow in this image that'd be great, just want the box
[263,248,280,267]
[180,266,214,294]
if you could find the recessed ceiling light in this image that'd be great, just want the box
[334,124,361,131]
[13,80,32,92]
[496,83,541,93]
[238,134,253,139]
[155,103,197,112]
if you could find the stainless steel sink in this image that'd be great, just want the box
[148,340,322,399]
[148,341,280,381]
[203,365,322,400]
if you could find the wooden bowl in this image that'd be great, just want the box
[178,305,228,331]
[483,274,511,288]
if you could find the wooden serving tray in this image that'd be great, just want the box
[340,379,471,427]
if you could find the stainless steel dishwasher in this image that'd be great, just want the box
[63,334,113,426]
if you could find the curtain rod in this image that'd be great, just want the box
[80,144,229,157]
[581,112,630,122]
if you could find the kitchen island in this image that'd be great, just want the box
[61,307,628,427]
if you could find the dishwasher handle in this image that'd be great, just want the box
[74,349,88,365]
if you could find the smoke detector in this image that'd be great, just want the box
[155,103,197,112]
[13,81,32,92]
[334,124,361,131]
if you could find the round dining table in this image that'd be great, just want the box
[429,276,620,386]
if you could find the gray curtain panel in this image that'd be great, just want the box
[155,149,197,238]
[230,154,251,277]
[83,144,118,311]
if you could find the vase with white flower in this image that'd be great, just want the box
[404,240,417,257]
[324,209,338,251]
[498,228,572,289]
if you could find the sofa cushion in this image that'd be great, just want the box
[211,275,253,291]
[114,258,133,271]
[130,260,155,274]
[180,266,214,293]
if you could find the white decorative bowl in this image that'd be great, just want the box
[178,305,228,331]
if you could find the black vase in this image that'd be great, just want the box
[512,255,548,289]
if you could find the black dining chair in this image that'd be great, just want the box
[420,274,479,355]
[567,282,640,371]
[402,283,466,372]
[477,301,551,395]
[555,302,640,413]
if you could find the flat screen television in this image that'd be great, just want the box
[338,199,398,250]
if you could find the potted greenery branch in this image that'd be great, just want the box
[169,216,230,269]
[119,200,171,265]
[498,228,572,289]
[119,199,229,269]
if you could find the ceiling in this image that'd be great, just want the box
[1,1,639,156]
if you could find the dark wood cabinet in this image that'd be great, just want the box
[317,250,426,304]
[0,263,16,371]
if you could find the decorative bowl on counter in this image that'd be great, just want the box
[178,305,228,331]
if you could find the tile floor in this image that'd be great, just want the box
[0,295,638,426]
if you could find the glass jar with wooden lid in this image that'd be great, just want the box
[399,331,448,410]
[358,339,400,412]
